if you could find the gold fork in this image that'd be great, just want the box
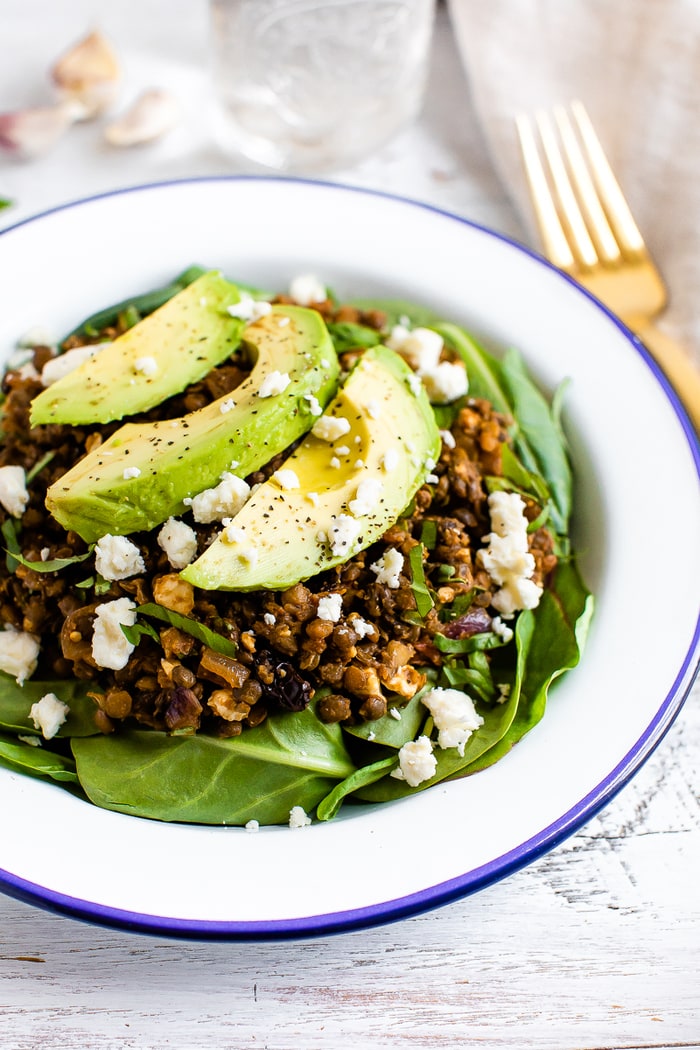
[516,100,700,432]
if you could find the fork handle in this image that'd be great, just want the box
[630,322,700,434]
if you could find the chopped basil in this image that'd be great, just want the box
[408,543,434,619]
[136,602,237,657]
[8,548,93,573]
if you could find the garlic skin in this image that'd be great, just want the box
[51,30,121,120]
[104,89,180,147]
[0,101,79,160]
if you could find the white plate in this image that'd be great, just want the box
[0,178,698,938]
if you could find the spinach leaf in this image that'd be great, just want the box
[72,704,357,825]
[136,603,237,657]
[460,560,593,775]
[327,322,382,355]
[499,348,572,533]
[353,682,520,804]
[0,733,79,784]
[437,325,572,534]
[0,673,100,737]
[347,560,592,806]
[316,756,397,821]
[344,682,434,748]
[63,265,209,341]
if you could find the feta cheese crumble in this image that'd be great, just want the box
[303,393,323,416]
[421,686,484,756]
[0,625,40,683]
[370,547,404,589]
[0,464,29,517]
[328,514,361,557]
[245,819,260,832]
[420,361,469,404]
[40,343,105,386]
[311,414,351,442]
[273,468,300,490]
[91,597,137,671]
[289,274,326,305]
[157,517,198,569]
[219,398,236,413]
[226,293,272,321]
[317,593,343,622]
[349,616,375,639]
[258,370,291,398]
[29,692,69,740]
[289,805,312,829]
[263,612,276,626]
[134,355,158,377]
[387,325,443,372]
[386,323,468,404]
[477,491,543,618]
[391,736,437,787]
[122,466,141,480]
[186,472,251,523]
[95,534,146,581]
[348,477,383,517]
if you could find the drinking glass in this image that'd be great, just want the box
[209,0,436,173]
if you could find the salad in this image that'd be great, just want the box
[0,267,593,827]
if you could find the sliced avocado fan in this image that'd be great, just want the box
[46,306,340,542]
[30,272,247,426]
[181,346,441,592]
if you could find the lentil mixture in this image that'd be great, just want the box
[0,296,557,742]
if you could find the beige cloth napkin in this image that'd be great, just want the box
[446,0,700,364]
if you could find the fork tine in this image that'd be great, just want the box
[552,105,621,265]
[534,109,599,269]
[570,100,645,256]
[515,113,575,270]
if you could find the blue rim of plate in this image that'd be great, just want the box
[0,175,698,940]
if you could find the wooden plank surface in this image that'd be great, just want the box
[2,683,697,1050]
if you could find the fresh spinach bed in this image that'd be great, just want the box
[0,272,593,826]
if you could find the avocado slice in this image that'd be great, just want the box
[181,346,441,592]
[30,272,247,426]
[46,306,340,542]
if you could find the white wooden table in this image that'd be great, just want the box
[2,4,699,1047]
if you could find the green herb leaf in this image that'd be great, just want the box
[408,543,434,619]
[1,518,21,572]
[26,450,57,484]
[432,631,504,655]
[136,603,238,657]
[420,519,438,550]
[8,548,93,573]
[121,620,160,646]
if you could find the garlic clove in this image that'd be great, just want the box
[0,102,78,160]
[51,30,121,120]
[104,89,180,147]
